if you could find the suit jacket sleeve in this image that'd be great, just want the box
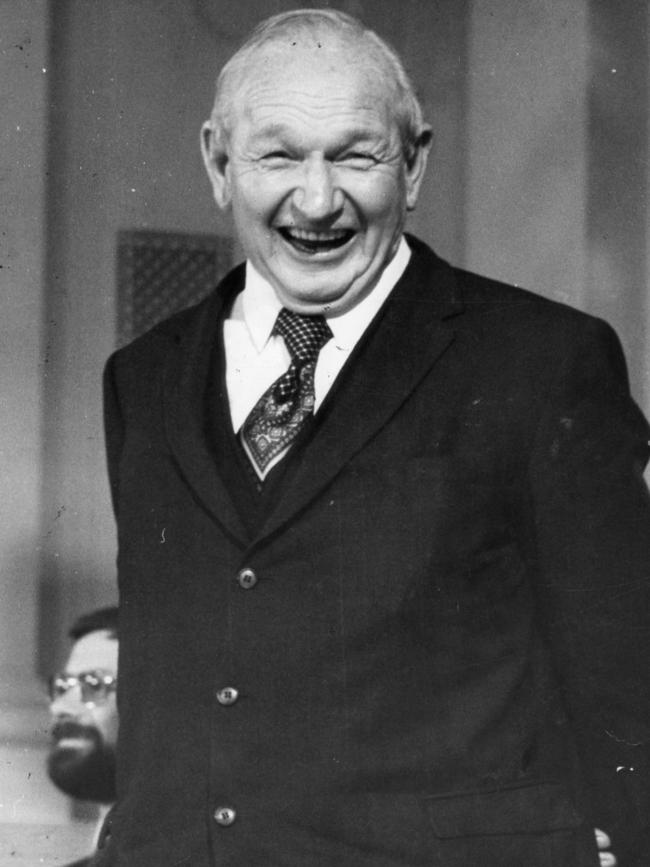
[528,316,650,865]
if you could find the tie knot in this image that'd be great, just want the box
[273,308,332,364]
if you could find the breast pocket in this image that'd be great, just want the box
[423,781,598,867]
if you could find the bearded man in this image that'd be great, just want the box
[49,607,118,867]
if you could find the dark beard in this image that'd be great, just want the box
[47,720,117,803]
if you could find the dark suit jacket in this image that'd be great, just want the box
[95,236,650,866]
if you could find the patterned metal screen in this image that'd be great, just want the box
[116,229,234,346]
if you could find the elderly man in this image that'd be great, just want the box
[97,9,648,867]
[48,607,118,867]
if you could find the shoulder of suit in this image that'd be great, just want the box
[403,234,619,366]
[412,236,606,329]
[115,237,611,361]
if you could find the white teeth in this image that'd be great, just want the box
[285,228,350,241]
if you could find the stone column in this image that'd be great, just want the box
[0,0,70,826]
[464,0,590,307]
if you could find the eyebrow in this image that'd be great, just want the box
[249,124,381,149]
[248,122,292,141]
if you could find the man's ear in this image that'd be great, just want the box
[405,126,433,211]
[200,121,231,209]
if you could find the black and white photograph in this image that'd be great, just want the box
[1,2,649,865]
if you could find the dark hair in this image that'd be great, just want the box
[69,607,118,642]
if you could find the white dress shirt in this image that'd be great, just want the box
[223,236,411,433]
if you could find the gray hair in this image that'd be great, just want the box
[208,8,430,163]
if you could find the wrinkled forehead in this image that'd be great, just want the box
[231,41,397,134]
[65,630,118,676]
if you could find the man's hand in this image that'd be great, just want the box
[595,828,616,867]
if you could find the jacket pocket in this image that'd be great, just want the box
[423,781,597,867]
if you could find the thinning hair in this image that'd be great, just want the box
[208,8,430,163]
[69,606,118,642]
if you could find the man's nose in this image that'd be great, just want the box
[50,685,84,716]
[292,156,343,221]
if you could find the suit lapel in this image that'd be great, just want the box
[162,266,251,546]
[254,241,464,546]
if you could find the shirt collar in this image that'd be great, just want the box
[241,266,283,353]
[241,236,412,352]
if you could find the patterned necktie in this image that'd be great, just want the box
[241,308,332,479]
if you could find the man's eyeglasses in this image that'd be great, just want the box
[48,670,117,706]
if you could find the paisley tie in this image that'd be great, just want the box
[241,308,332,479]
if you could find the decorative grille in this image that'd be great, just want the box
[116,229,233,345]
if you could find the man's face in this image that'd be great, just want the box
[202,41,430,315]
[47,629,118,803]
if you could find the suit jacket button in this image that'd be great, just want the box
[237,567,257,589]
[214,806,237,826]
[216,686,239,706]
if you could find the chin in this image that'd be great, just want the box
[276,273,367,313]
[47,741,117,804]
[280,292,352,316]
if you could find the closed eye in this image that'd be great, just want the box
[259,151,293,164]
[336,152,378,169]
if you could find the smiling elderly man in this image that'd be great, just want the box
[95,9,649,867]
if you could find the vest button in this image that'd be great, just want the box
[237,567,257,589]
[216,686,239,706]
[214,806,237,826]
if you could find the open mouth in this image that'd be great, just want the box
[54,736,94,753]
[279,227,355,255]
